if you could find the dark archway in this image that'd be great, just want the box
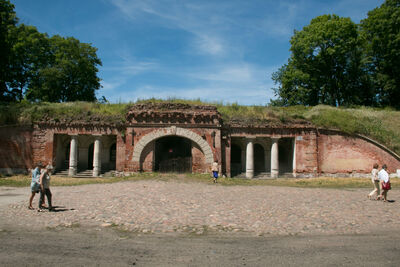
[279,138,294,173]
[109,143,116,170]
[254,144,265,174]
[154,136,192,173]
[64,144,70,169]
[231,144,242,177]
[88,143,94,170]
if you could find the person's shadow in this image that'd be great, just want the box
[49,206,75,212]
[387,200,396,203]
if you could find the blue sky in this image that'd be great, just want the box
[11,0,384,105]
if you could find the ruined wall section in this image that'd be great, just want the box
[318,130,400,174]
[0,126,33,174]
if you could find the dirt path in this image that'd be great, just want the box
[1,226,400,266]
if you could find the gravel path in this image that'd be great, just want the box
[1,180,399,236]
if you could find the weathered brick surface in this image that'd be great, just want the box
[0,126,33,173]
[1,104,399,176]
[294,130,318,174]
[318,130,400,174]
[192,143,207,173]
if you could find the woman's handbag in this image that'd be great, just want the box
[382,181,391,190]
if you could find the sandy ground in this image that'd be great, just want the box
[1,182,399,266]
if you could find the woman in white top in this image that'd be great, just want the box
[378,164,390,202]
[368,163,380,200]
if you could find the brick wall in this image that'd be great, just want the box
[294,130,318,175]
[0,126,33,174]
[318,130,400,174]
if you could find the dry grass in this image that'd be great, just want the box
[1,173,399,189]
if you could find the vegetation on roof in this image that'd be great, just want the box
[1,98,399,155]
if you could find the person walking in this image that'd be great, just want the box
[28,162,42,210]
[38,164,54,211]
[211,161,219,183]
[378,164,391,202]
[368,163,380,200]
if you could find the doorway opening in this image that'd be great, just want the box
[88,143,94,170]
[279,138,294,173]
[230,144,242,177]
[254,144,265,174]
[154,136,192,173]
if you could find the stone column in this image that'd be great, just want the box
[93,136,102,177]
[68,135,78,176]
[246,138,254,179]
[271,137,279,178]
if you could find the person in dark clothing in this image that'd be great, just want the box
[38,164,54,211]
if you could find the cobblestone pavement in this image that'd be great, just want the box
[1,181,399,236]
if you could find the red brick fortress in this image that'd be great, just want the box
[0,103,399,177]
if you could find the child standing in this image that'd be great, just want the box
[211,161,219,183]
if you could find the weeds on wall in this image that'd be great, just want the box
[1,99,399,155]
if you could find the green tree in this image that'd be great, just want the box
[26,36,102,102]
[361,0,400,108]
[0,0,17,101]
[8,24,50,101]
[272,14,371,107]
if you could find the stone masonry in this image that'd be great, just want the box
[0,103,399,177]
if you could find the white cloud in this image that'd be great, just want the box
[102,62,277,105]
[109,0,230,56]
[193,35,224,56]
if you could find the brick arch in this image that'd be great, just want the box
[132,126,214,164]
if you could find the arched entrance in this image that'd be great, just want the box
[132,127,214,173]
[154,136,192,173]
[231,144,242,177]
[254,144,265,174]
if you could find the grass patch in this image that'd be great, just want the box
[217,177,400,189]
[1,173,399,189]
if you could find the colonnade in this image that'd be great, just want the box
[68,135,102,177]
[245,137,281,179]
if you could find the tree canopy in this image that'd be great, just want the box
[0,0,102,103]
[360,0,400,108]
[271,0,400,109]
[271,14,371,107]
[0,0,18,101]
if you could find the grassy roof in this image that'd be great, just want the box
[1,98,399,155]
